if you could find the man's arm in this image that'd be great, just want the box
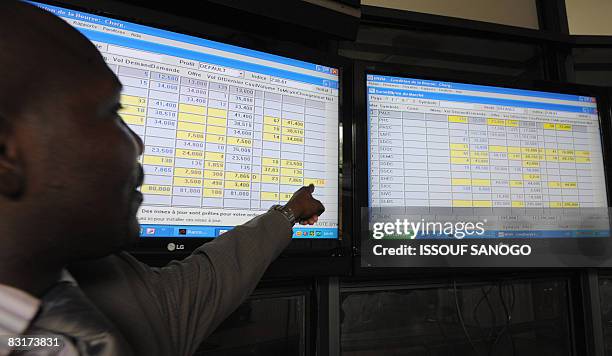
[106,185,324,356]
[145,209,293,356]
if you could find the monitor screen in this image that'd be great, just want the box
[366,73,608,239]
[32,2,340,240]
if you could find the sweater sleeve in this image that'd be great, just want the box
[137,210,293,356]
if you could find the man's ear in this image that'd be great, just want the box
[0,116,25,199]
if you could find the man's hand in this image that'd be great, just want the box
[284,184,325,225]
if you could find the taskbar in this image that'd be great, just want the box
[140,225,338,239]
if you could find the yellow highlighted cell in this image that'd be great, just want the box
[473,200,493,208]
[487,118,505,126]
[562,182,577,188]
[448,115,468,123]
[262,175,280,183]
[451,157,469,164]
[505,120,519,127]
[175,149,203,159]
[203,188,223,197]
[576,150,591,157]
[559,156,575,162]
[121,95,147,106]
[471,151,488,158]
[173,177,202,187]
[178,112,205,124]
[281,176,303,185]
[174,168,202,177]
[550,202,563,208]
[120,114,144,125]
[546,149,558,155]
[450,143,468,150]
[263,132,281,142]
[281,168,303,177]
[283,135,304,144]
[179,103,206,115]
[261,192,280,200]
[523,161,540,168]
[544,123,556,130]
[512,201,525,208]
[472,179,491,186]
[523,174,540,180]
[143,155,173,166]
[119,105,146,116]
[452,178,471,185]
[470,158,489,165]
[453,200,472,207]
[208,108,227,118]
[141,184,171,195]
[263,157,280,166]
[451,150,469,157]
[548,181,561,188]
[282,159,304,168]
[282,127,304,136]
[305,178,326,186]
[559,149,574,156]
[226,172,251,181]
[281,193,293,201]
[264,124,281,133]
[205,161,224,170]
[227,137,252,147]
[205,152,225,161]
[282,119,304,128]
[556,124,572,131]
[576,157,592,163]
[225,181,250,190]
[207,117,226,127]
[563,202,579,208]
[264,116,281,125]
[204,171,224,179]
[263,166,280,174]
[508,147,521,153]
[206,134,226,144]
[203,179,223,188]
[489,145,507,152]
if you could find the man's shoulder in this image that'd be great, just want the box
[67,251,147,288]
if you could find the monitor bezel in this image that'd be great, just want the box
[353,60,612,273]
[33,0,353,271]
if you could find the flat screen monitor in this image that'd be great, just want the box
[362,71,612,268]
[31,2,340,241]
[367,74,606,214]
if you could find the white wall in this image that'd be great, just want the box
[566,0,612,35]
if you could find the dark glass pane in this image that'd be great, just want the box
[340,26,545,79]
[572,48,612,86]
[599,277,612,355]
[196,295,305,356]
[340,279,571,356]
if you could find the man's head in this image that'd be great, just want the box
[0,1,144,262]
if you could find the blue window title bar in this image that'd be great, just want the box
[368,86,597,114]
[367,74,595,104]
[29,1,339,88]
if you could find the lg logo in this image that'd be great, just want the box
[167,243,185,251]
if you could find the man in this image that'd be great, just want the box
[0,1,324,355]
